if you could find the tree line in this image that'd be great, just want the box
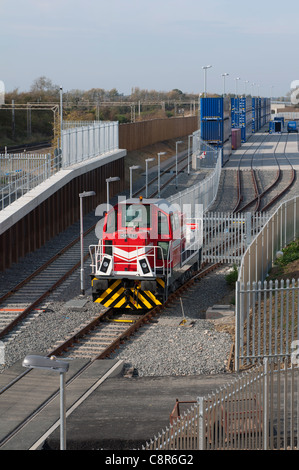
[0,76,291,148]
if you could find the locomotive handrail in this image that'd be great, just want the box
[89,242,169,278]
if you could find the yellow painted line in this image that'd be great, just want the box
[108,318,135,323]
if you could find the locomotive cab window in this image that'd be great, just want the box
[122,204,151,228]
[106,210,117,233]
[157,241,169,260]
[158,211,169,236]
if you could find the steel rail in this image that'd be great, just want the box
[233,132,272,214]
[50,263,221,360]
[235,132,296,214]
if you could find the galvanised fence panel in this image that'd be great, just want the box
[142,358,299,450]
[0,153,52,210]
[235,279,299,370]
[236,196,299,370]
[238,197,299,287]
[61,121,119,167]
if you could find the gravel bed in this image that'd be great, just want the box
[0,263,234,377]
[109,265,234,377]
[0,258,105,373]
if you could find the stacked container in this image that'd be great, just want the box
[200,97,232,165]
[231,97,252,143]
[252,97,271,131]
[232,128,241,150]
[261,98,271,126]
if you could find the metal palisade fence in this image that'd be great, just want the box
[0,121,120,210]
[142,357,299,451]
[235,196,299,371]
[0,153,53,210]
[202,211,269,264]
[61,121,119,167]
[168,141,221,215]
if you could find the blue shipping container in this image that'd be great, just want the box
[201,97,230,120]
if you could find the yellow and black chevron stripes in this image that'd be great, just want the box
[156,278,165,288]
[94,279,163,310]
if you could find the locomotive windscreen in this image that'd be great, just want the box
[122,204,151,228]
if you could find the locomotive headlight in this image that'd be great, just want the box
[138,257,150,275]
[99,255,112,275]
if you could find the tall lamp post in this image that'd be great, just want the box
[175,140,183,188]
[202,65,212,97]
[129,165,141,198]
[106,176,120,213]
[22,355,69,450]
[157,152,166,197]
[221,73,229,96]
[244,80,249,97]
[79,190,95,295]
[60,86,63,161]
[145,158,155,198]
[235,77,241,97]
[187,134,193,175]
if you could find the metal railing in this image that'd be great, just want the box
[168,145,221,216]
[235,196,299,369]
[0,153,54,210]
[1,121,120,210]
[235,278,299,370]
[192,130,219,170]
[89,243,168,278]
[143,357,299,450]
[202,211,269,264]
[61,121,119,167]
[238,196,299,287]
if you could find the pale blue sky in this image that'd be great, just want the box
[1,0,298,97]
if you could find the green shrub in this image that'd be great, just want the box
[274,239,299,267]
[225,264,238,286]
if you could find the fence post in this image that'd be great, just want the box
[263,358,269,450]
[246,212,252,246]
[235,281,240,372]
[197,396,205,450]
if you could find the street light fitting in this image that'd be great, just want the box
[106,176,120,183]
[79,191,96,198]
[22,354,69,374]
[129,165,141,170]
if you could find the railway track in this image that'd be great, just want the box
[0,141,52,154]
[0,262,220,448]
[233,131,296,214]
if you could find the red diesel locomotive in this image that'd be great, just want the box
[89,197,202,310]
